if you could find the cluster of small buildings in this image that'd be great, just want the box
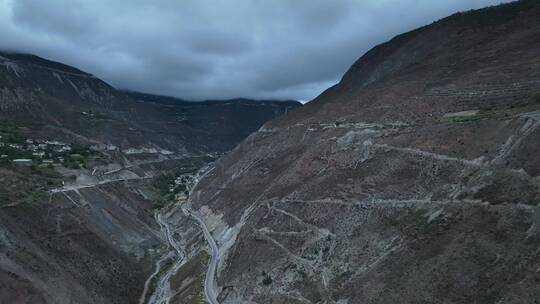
[172,174,193,201]
[0,137,74,165]
[174,174,192,186]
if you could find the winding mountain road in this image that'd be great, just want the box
[185,209,220,304]
[144,164,220,304]
[183,164,221,304]
[146,213,186,304]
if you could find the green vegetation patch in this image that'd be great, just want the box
[0,120,25,145]
[151,174,176,208]
[439,98,540,124]
[261,270,273,286]
[0,146,33,160]
[0,119,19,134]
[151,173,190,209]
[441,111,498,123]
[533,92,540,104]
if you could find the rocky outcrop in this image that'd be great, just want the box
[189,1,540,303]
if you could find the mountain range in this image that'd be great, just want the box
[0,51,299,303]
[1,0,540,303]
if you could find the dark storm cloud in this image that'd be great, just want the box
[0,0,514,101]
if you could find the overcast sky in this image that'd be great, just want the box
[0,0,513,101]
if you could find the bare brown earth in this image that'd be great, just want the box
[189,1,540,303]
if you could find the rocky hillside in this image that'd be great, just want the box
[125,91,300,153]
[0,52,299,303]
[187,1,540,303]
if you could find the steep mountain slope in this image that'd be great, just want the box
[0,52,299,303]
[187,1,540,303]
[125,91,300,153]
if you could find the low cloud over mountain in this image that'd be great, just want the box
[0,0,512,101]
